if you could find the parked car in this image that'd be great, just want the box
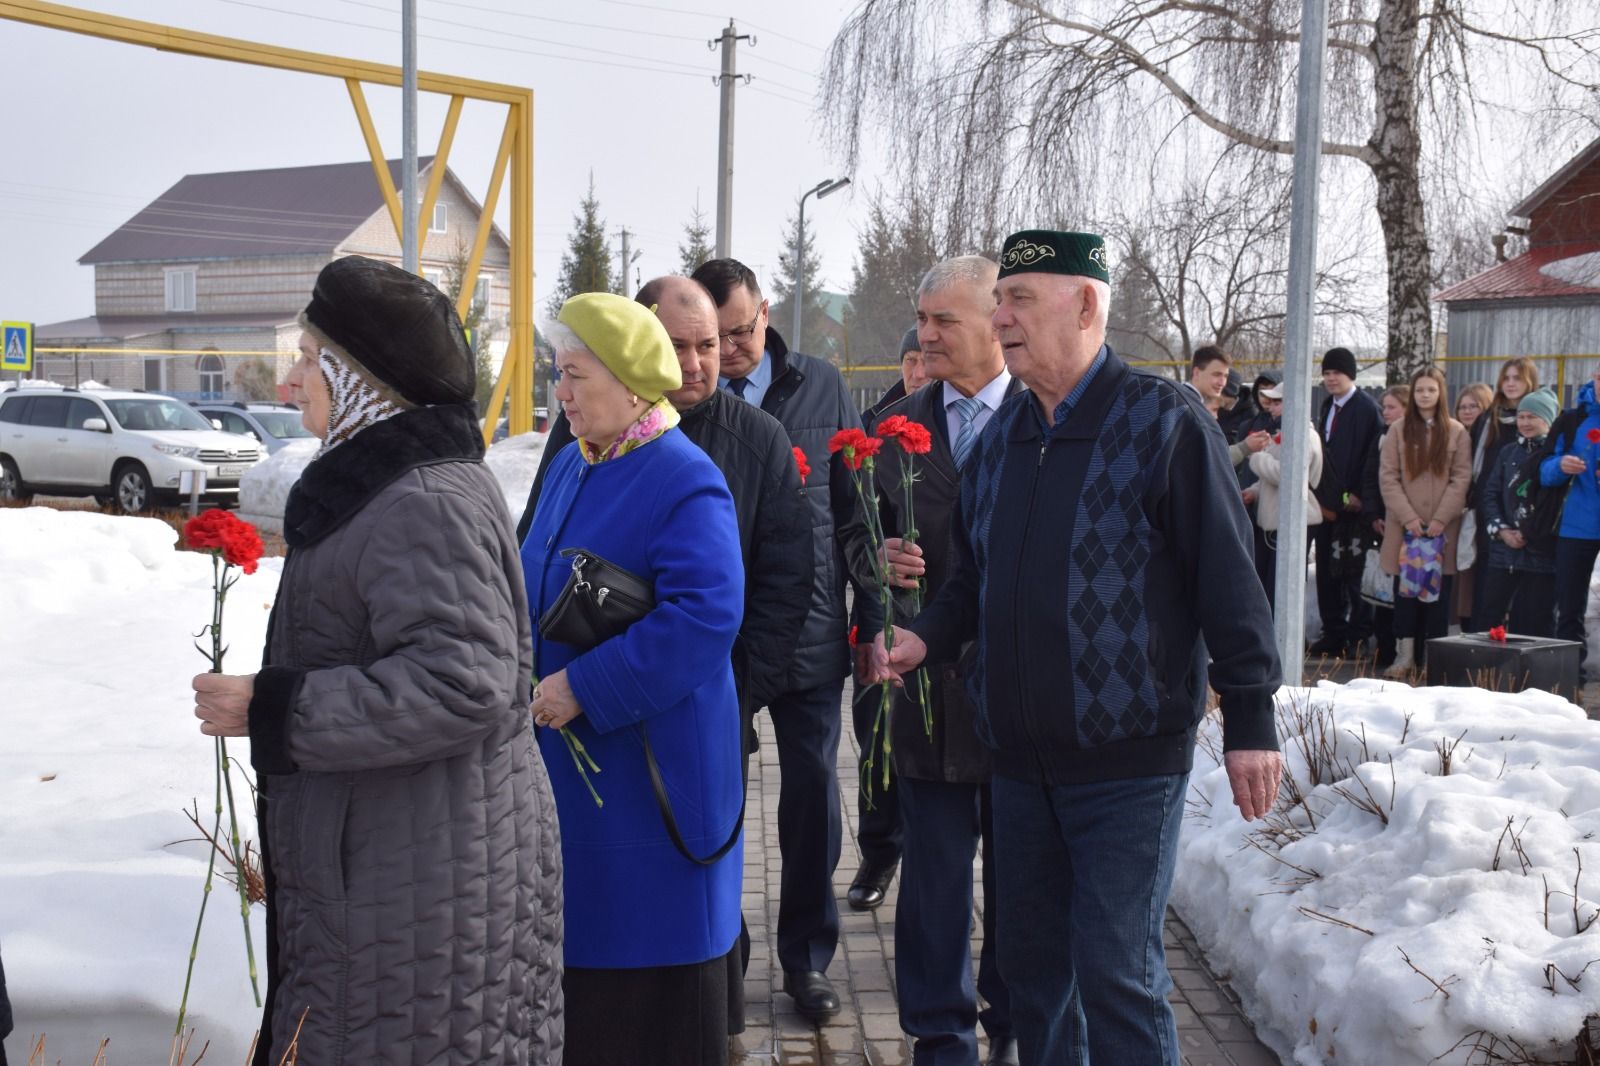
[195,401,313,454]
[0,388,263,512]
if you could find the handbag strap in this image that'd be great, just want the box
[639,722,745,867]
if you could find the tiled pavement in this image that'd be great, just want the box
[729,702,1284,1066]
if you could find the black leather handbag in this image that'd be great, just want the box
[539,546,743,867]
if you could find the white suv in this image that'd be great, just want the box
[0,387,263,512]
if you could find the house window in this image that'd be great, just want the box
[197,352,225,398]
[430,203,448,233]
[164,267,197,312]
[423,268,445,290]
[474,273,493,313]
[144,357,167,391]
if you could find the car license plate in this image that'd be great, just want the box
[218,463,248,479]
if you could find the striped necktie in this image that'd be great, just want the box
[952,396,985,468]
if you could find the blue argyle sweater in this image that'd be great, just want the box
[909,346,1282,784]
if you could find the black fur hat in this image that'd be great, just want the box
[303,255,475,407]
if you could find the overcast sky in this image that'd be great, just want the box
[2,0,875,331]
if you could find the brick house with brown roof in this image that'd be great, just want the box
[34,157,510,400]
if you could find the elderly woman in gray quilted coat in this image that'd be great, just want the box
[190,255,563,1064]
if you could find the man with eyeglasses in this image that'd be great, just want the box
[691,257,881,1022]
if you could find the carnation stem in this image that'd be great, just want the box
[561,727,604,808]
[220,738,261,1006]
[176,756,223,1035]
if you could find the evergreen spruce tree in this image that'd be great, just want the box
[678,204,714,276]
[769,209,830,353]
[844,196,941,363]
[546,174,614,316]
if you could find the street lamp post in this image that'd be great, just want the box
[793,176,850,351]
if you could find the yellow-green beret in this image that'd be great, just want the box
[557,292,682,401]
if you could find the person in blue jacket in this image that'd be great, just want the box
[525,292,745,1065]
[1541,366,1600,678]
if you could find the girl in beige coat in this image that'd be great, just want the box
[1378,366,1472,677]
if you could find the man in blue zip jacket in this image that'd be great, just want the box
[1540,365,1600,679]
[871,230,1283,1065]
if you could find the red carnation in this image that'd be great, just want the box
[848,625,858,647]
[1488,625,1508,643]
[893,420,934,455]
[1273,432,1282,445]
[1588,429,1600,445]
[793,446,811,485]
[877,414,911,439]
[828,427,883,471]
[184,509,263,575]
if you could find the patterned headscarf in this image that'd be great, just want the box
[316,347,409,456]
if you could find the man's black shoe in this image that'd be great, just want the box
[1307,636,1344,658]
[986,1036,1021,1066]
[846,859,897,911]
[782,969,840,1019]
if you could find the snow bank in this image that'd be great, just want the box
[0,507,279,1062]
[237,437,317,533]
[237,432,547,533]
[483,431,548,518]
[1174,679,1600,1064]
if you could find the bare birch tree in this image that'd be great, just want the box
[822,0,1600,381]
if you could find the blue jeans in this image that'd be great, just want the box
[895,777,1010,1065]
[770,678,845,973]
[990,772,1189,1066]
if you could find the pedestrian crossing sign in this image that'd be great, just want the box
[1,322,32,373]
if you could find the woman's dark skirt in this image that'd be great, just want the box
[565,944,741,1065]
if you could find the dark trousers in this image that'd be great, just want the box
[1393,575,1454,665]
[851,678,902,871]
[895,777,1010,1065]
[1252,525,1276,614]
[1373,604,1396,663]
[770,678,845,974]
[1478,566,1557,638]
[1555,537,1600,676]
[1314,524,1371,647]
[991,772,1188,1066]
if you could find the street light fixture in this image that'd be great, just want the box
[793,176,851,351]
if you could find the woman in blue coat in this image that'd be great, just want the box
[524,292,745,1065]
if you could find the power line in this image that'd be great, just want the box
[426,0,707,43]
[209,0,708,79]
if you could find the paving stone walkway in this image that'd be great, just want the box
[729,701,1284,1065]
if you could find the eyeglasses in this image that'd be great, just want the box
[719,308,763,346]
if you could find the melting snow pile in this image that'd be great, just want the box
[0,507,278,1062]
[1175,679,1600,1064]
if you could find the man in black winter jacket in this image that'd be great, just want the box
[872,230,1282,1063]
[1309,347,1383,657]
[691,257,881,1020]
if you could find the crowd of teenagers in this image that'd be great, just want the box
[1186,347,1600,682]
[186,235,1295,1066]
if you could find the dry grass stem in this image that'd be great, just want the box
[1297,906,1375,936]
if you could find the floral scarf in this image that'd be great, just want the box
[578,397,680,464]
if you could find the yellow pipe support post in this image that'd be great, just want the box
[417,94,464,253]
[481,350,516,448]
[510,92,535,437]
[346,79,404,240]
[457,108,517,325]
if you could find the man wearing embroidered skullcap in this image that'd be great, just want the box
[870,230,1283,1064]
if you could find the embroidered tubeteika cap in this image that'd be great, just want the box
[996,230,1110,284]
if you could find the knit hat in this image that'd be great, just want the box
[1321,347,1358,380]
[302,255,475,407]
[899,327,921,359]
[1518,387,1559,427]
[1222,369,1242,398]
[558,292,681,401]
[996,230,1111,283]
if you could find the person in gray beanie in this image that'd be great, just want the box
[189,255,564,1064]
[1477,386,1561,636]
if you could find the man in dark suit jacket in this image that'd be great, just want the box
[1309,346,1383,657]
[873,256,1020,1066]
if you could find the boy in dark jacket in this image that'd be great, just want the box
[1479,388,1560,636]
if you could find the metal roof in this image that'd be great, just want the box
[1512,137,1600,218]
[1435,241,1600,304]
[79,157,446,264]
